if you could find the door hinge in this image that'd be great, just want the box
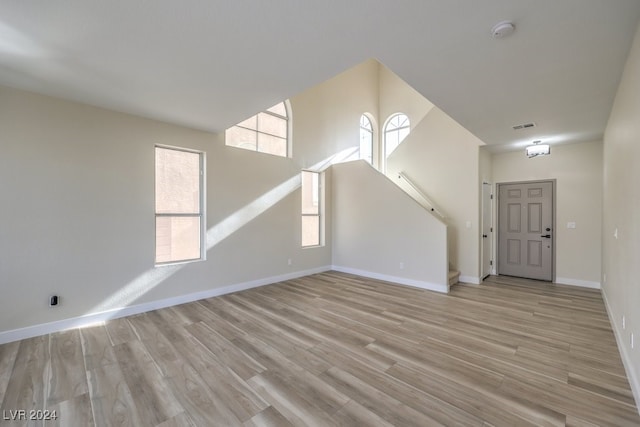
[490,194,493,199]
[490,260,493,266]
[490,227,493,232]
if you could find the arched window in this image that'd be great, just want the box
[225,101,289,157]
[384,113,410,158]
[359,114,373,165]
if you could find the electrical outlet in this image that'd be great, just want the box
[631,333,634,350]
[603,273,607,284]
[567,222,576,229]
[623,315,626,330]
[399,262,405,270]
[287,258,292,266]
[614,228,618,239]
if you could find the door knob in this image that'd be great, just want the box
[541,234,551,238]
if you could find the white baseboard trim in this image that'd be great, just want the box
[0,265,332,345]
[459,275,481,285]
[331,265,449,294]
[555,277,601,289]
[602,288,640,415]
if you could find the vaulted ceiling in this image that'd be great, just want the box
[1,1,639,151]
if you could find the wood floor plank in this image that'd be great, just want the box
[1,272,638,425]
[87,357,144,427]
[0,335,50,427]
[499,374,640,426]
[47,329,89,406]
[184,321,266,380]
[113,340,183,425]
[173,335,270,423]
[47,392,94,427]
[387,362,565,426]
[247,370,341,427]
[130,311,264,424]
[105,317,137,346]
[319,366,444,427]
[155,412,196,427]
[0,340,20,407]
[80,324,118,370]
[230,334,350,415]
[243,406,294,427]
[161,361,244,426]
[311,342,485,426]
[330,399,396,427]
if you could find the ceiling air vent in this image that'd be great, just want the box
[512,122,536,130]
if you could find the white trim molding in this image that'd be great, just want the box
[331,265,449,294]
[459,275,481,285]
[555,277,601,289]
[602,288,640,415]
[0,266,332,345]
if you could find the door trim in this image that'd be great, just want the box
[496,179,556,282]
[481,181,493,280]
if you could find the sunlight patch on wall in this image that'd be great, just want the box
[89,264,184,316]
[0,21,43,58]
[206,174,301,250]
[309,146,359,171]
[84,149,358,318]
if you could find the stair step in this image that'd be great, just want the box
[448,270,460,286]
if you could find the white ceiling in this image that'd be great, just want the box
[1,1,639,151]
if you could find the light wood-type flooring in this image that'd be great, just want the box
[1,272,639,426]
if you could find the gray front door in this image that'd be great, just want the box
[498,181,553,281]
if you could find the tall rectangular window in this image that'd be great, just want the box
[301,170,321,247]
[155,146,204,264]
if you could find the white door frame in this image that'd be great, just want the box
[481,182,493,280]
[496,179,556,281]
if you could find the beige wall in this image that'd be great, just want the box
[0,59,380,335]
[387,107,484,282]
[0,86,313,333]
[291,59,379,166]
[378,63,434,171]
[479,146,493,185]
[602,21,640,405]
[491,141,603,287]
[332,161,448,291]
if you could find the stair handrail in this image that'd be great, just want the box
[396,172,446,219]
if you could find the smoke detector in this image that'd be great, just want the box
[491,21,515,39]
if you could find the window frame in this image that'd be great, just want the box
[383,113,410,171]
[359,114,374,165]
[225,101,291,158]
[154,145,206,266]
[301,169,323,248]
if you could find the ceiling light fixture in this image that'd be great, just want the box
[526,140,550,158]
[491,21,515,39]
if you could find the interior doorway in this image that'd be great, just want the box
[497,180,554,281]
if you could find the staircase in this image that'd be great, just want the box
[448,270,460,287]
[392,169,461,288]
